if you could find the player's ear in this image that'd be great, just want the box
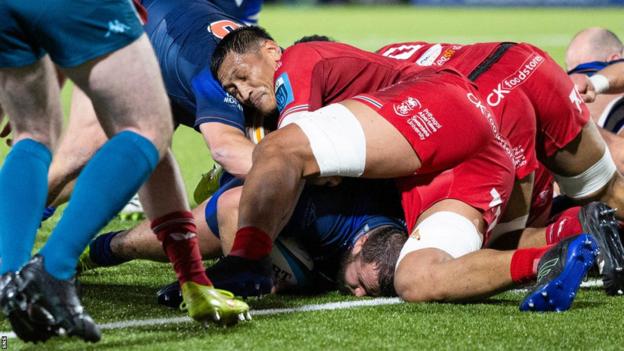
[263,40,282,61]
[352,234,369,254]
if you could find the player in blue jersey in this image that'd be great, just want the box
[45,0,263,210]
[80,178,407,301]
[566,28,624,174]
[0,0,262,338]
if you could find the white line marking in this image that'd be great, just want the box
[0,297,402,339]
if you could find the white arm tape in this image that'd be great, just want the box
[590,74,610,94]
[396,211,483,269]
[292,104,366,177]
[554,146,616,199]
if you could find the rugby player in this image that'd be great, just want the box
[211,27,599,311]
[374,39,624,295]
[567,29,624,104]
[8,0,267,330]
[79,178,407,302]
[0,0,178,343]
[566,28,624,172]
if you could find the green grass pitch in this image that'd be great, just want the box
[1,5,624,350]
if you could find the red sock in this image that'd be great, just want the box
[545,206,583,245]
[152,211,211,286]
[510,246,551,284]
[230,226,272,260]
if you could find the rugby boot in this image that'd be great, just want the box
[520,234,598,312]
[179,282,251,326]
[193,164,223,204]
[16,255,101,342]
[205,255,273,298]
[157,255,273,308]
[76,246,99,274]
[579,202,624,295]
[157,280,182,309]
[0,272,55,343]
[118,194,144,221]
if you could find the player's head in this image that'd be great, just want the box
[293,34,334,45]
[566,27,624,73]
[211,26,281,116]
[338,225,407,297]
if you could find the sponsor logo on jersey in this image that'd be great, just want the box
[105,20,131,38]
[486,54,544,107]
[393,96,422,117]
[466,92,515,162]
[435,46,462,66]
[223,93,243,111]
[512,145,527,169]
[381,44,424,60]
[415,44,442,66]
[569,87,584,113]
[275,73,295,112]
[406,108,442,141]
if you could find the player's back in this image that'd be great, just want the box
[376,41,503,77]
[276,41,421,125]
[141,0,244,127]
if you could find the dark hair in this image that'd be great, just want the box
[211,26,274,78]
[361,226,407,296]
[293,35,334,45]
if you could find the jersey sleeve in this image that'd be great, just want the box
[275,45,323,127]
[191,68,245,131]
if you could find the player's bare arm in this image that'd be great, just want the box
[200,122,255,178]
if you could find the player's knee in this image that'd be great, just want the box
[253,131,309,171]
[217,187,242,215]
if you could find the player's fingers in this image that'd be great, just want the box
[582,91,596,103]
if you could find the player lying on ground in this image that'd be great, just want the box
[0,0,211,343]
[79,178,408,303]
[210,27,602,311]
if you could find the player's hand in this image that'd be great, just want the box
[570,74,596,103]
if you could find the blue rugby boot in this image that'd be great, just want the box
[520,234,598,312]
[579,202,624,296]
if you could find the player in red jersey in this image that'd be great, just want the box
[377,41,624,224]
[209,27,598,310]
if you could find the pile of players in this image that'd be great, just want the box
[1,0,624,344]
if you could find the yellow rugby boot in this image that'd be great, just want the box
[180,282,251,326]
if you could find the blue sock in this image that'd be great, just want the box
[0,139,51,274]
[89,231,129,267]
[39,131,159,280]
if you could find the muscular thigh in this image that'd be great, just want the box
[350,70,496,176]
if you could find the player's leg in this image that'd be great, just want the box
[138,149,225,322]
[487,174,534,250]
[216,186,244,254]
[47,87,107,207]
[394,201,598,311]
[0,57,62,276]
[516,44,624,217]
[37,34,167,284]
[81,200,224,269]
